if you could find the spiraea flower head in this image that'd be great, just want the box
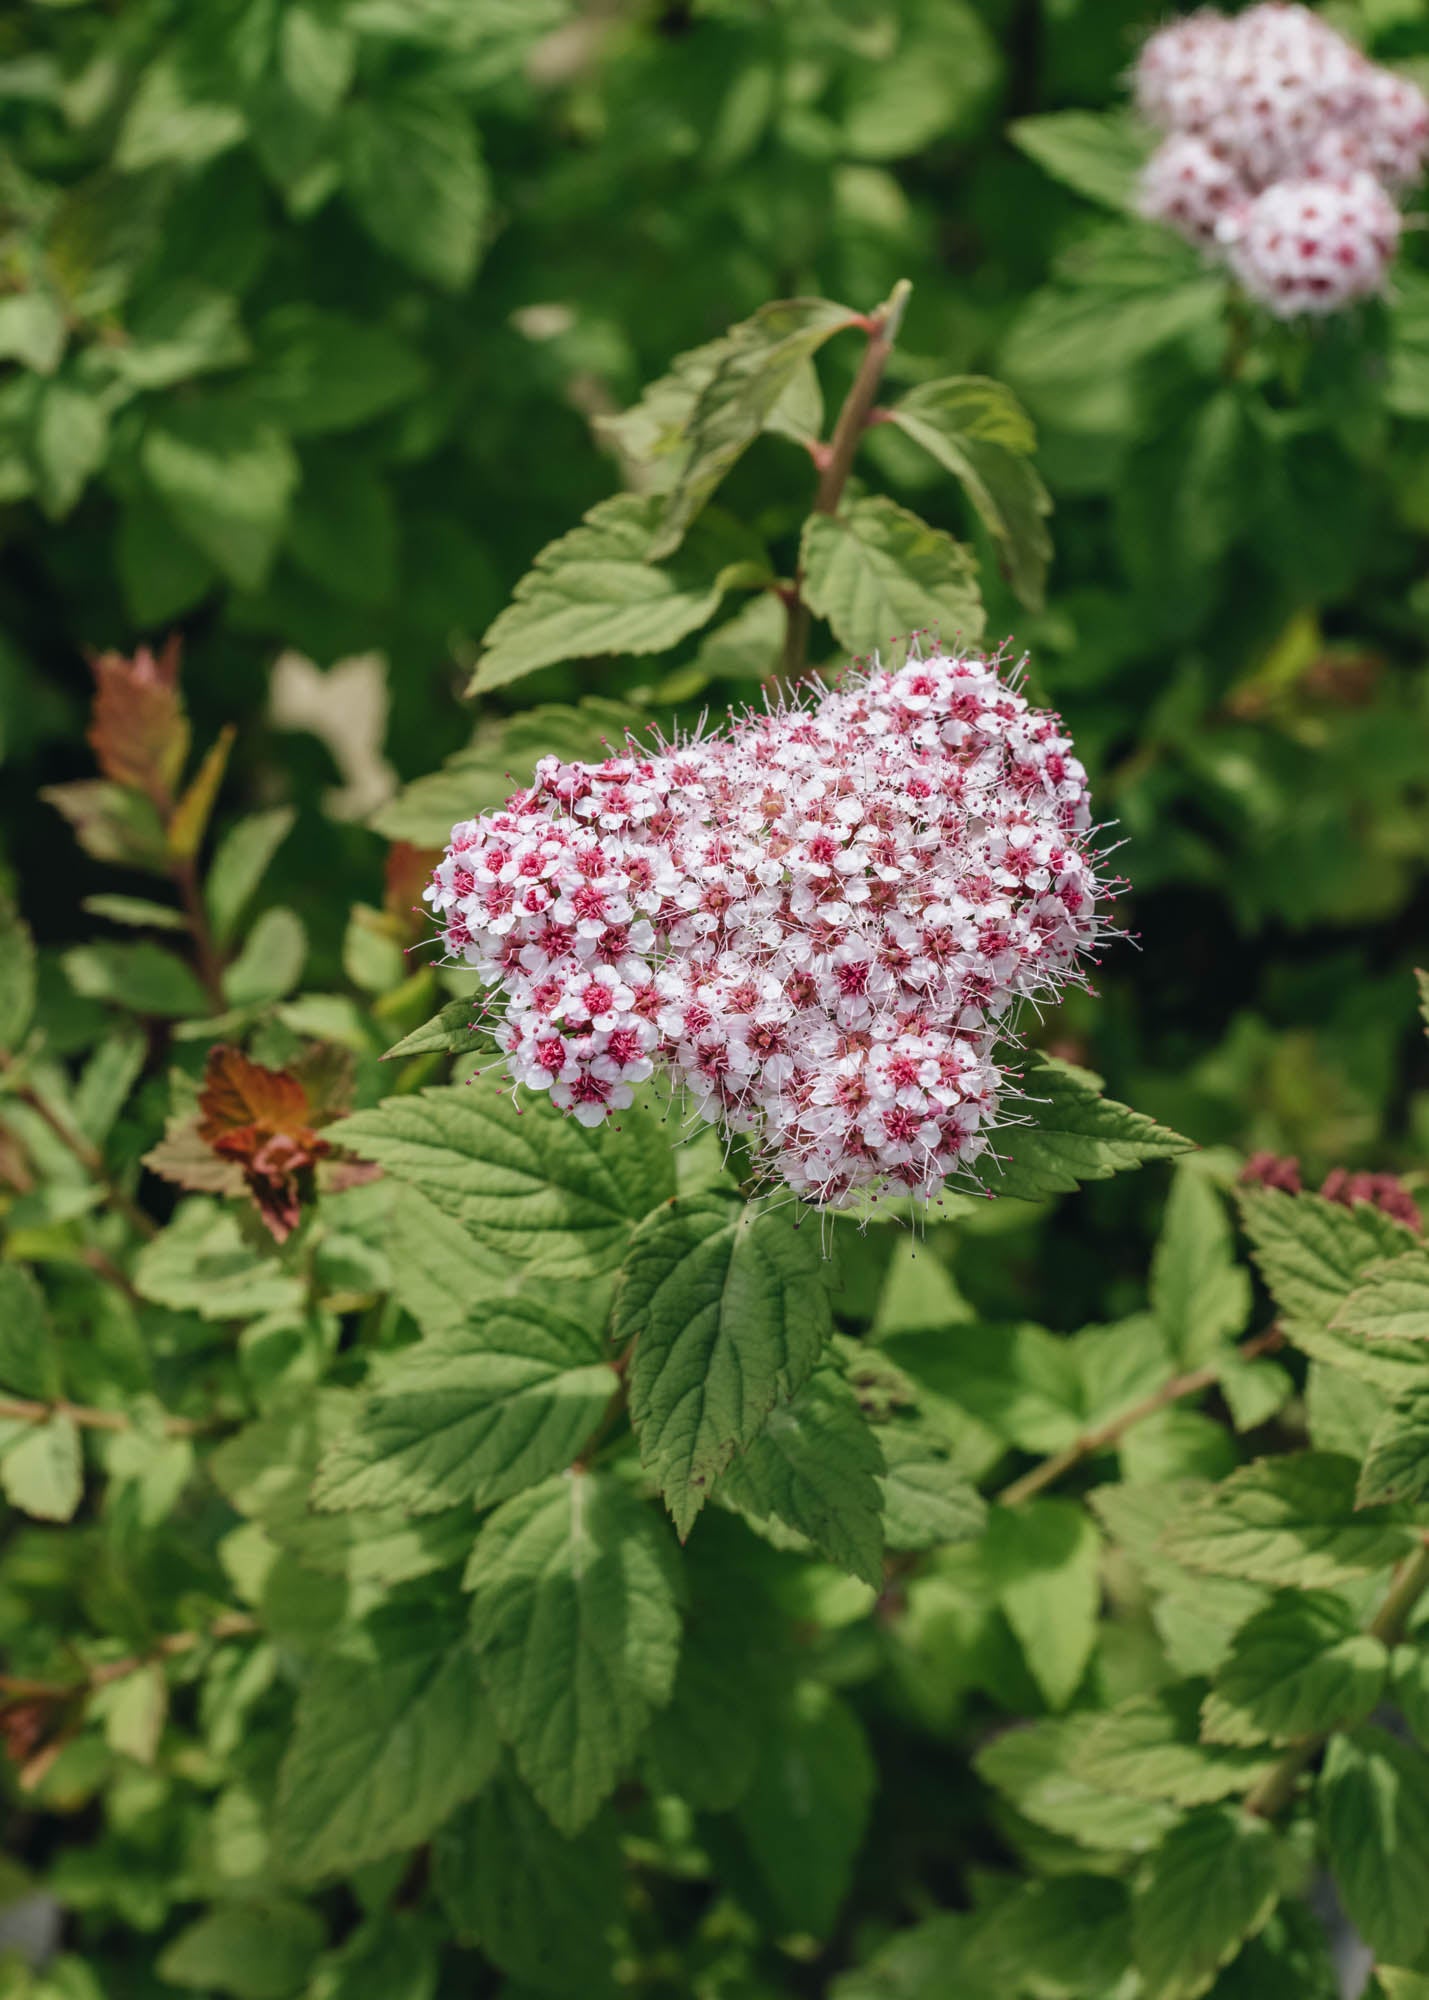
[427,649,1118,1211]
[1133,2,1428,318]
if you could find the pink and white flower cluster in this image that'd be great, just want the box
[426,650,1115,1210]
[1135,3,1427,316]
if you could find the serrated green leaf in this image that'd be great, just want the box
[800,495,984,665]
[141,398,299,590]
[0,890,36,1050]
[877,1421,987,1548]
[989,1055,1192,1200]
[465,1470,684,1832]
[1159,1453,1417,1589]
[1319,1726,1429,1965]
[336,1084,674,1278]
[381,999,486,1062]
[1336,1251,1429,1343]
[159,1900,326,2000]
[1009,110,1146,211]
[1068,1686,1276,1807]
[0,1265,62,1400]
[885,376,1052,609]
[1360,1385,1429,1507]
[717,1365,884,1587]
[313,1301,616,1515]
[735,1681,874,1938]
[433,1771,620,1992]
[205,809,297,948]
[982,1499,1100,1711]
[617,1193,832,1536]
[1132,1806,1280,2000]
[975,1711,1180,1853]
[1202,1590,1388,1747]
[1239,1188,1423,1385]
[470,494,761,694]
[649,296,862,557]
[1152,1166,1252,1366]
[0,1414,82,1521]
[340,85,487,290]
[274,1594,499,1881]
[965,1874,1131,1999]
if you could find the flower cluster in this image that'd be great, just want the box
[426,650,1115,1209]
[1135,3,1428,317]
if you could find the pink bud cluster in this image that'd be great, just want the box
[1134,3,1427,317]
[426,650,1115,1210]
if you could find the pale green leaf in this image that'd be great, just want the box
[886,375,1052,609]
[882,1319,1082,1453]
[470,493,762,694]
[274,1595,499,1881]
[0,291,66,373]
[1132,1807,1280,2000]
[1239,1187,1423,1386]
[159,1900,325,2000]
[465,1470,684,1832]
[136,1201,304,1322]
[1068,1686,1276,1807]
[989,1055,1192,1201]
[618,1193,833,1536]
[1009,110,1147,211]
[982,1499,1100,1710]
[313,1301,616,1515]
[735,1681,874,1938]
[0,1265,61,1400]
[0,1415,82,1521]
[222,907,307,1006]
[1319,1726,1429,1966]
[31,378,108,519]
[100,1661,168,1765]
[336,1085,675,1277]
[1360,1384,1429,1507]
[1159,1453,1417,1589]
[1335,1251,1429,1343]
[717,1365,885,1587]
[800,495,984,665]
[1151,1166,1252,1366]
[877,1421,987,1549]
[1202,1590,1388,1747]
[975,1711,1180,1853]
[206,808,297,948]
[109,280,249,390]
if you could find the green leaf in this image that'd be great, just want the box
[109,280,249,390]
[313,1301,616,1515]
[1335,1251,1429,1342]
[735,1681,874,1938]
[883,1318,1082,1452]
[982,1499,1100,1710]
[0,889,36,1050]
[274,1595,500,1881]
[691,591,786,681]
[336,1084,675,1277]
[159,1901,326,2000]
[799,495,984,665]
[1132,1807,1280,2000]
[0,1266,61,1400]
[644,1557,787,1811]
[975,1711,1180,1853]
[81,893,187,933]
[1068,1686,1276,1807]
[465,1469,684,1832]
[877,1422,987,1549]
[307,1914,438,2000]
[840,3,997,161]
[1203,1590,1388,1747]
[222,907,307,1006]
[1009,110,1146,211]
[141,398,299,590]
[989,1055,1193,1200]
[647,296,862,557]
[1379,1973,1429,2000]
[1319,1726,1429,1965]
[1360,1384,1429,1506]
[251,306,428,436]
[469,493,762,694]
[62,941,207,1018]
[340,85,487,290]
[966,1875,1131,1999]
[1239,1188,1422,1385]
[617,1193,833,1537]
[0,291,66,373]
[885,376,1052,609]
[287,450,397,605]
[117,491,218,625]
[381,999,486,1063]
[206,809,297,948]
[99,1660,168,1766]
[31,378,108,519]
[136,1201,304,1322]
[717,1365,885,1587]
[1151,1166,1253,1366]
[1159,1453,1417,1589]
[0,1415,82,1521]
[433,1772,620,1992]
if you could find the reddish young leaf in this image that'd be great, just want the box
[87,637,189,811]
[384,841,442,941]
[195,1046,332,1245]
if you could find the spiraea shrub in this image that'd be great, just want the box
[6,5,1429,2000]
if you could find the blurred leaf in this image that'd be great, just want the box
[1202,1590,1387,1747]
[0,890,36,1050]
[159,1901,326,1999]
[141,400,299,590]
[0,1415,82,1521]
[340,84,488,290]
[1319,1727,1429,1966]
[735,1682,874,1937]
[1359,1385,1429,1506]
[222,907,307,1006]
[1159,1453,1416,1589]
[62,941,207,1017]
[1132,1807,1279,2000]
[31,378,108,520]
[251,306,428,436]
[206,808,297,947]
[1010,109,1146,211]
[983,1499,1100,1710]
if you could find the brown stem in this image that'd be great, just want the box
[0,1611,257,1702]
[780,279,913,685]
[1244,1536,1429,1819]
[172,855,226,1012]
[0,1053,157,1240]
[0,1393,210,1438]
[996,1325,1286,1508]
[572,1337,636,1472]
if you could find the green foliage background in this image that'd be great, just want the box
[4,0,1429,1996]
